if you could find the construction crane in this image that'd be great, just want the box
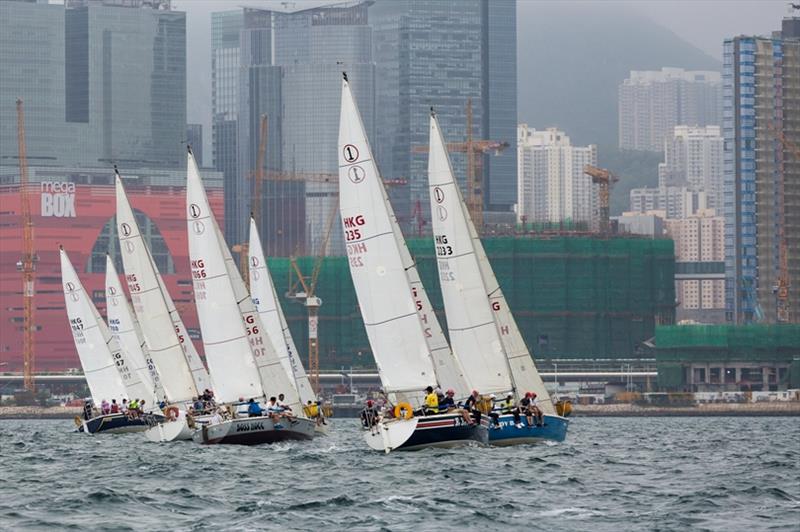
[412,98,509,232]
[767,123,798,322]
[286,207,339,393]
[583,164,619,235]
[16,99,37,392]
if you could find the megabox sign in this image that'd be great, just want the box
[40,181,76,217]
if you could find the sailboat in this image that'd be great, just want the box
[115,171,211,442]
[339,74,487,453]
[248,217,328,434]
[60,248,163,434]
[185,148,315,445]
[426,111,569,445]
[105,255,163,408]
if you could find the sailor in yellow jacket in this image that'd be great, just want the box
[423,385,439,415]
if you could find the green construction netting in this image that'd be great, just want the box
[268,236,676,369]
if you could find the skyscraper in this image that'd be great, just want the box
[1,0,186,168]
[211,9,243,246]
[723,15,800,324]
[186,124,203,167]
[516,125,598,227]
[370,0,517,228]
[618,68,722,152]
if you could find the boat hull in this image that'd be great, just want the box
[364,413,488,453]
[192,416,316,445]
[144,411,195,442]
[76,413,164,435]
[487,413,569,445]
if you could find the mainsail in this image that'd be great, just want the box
[248,217,316,406]
[60,249,126,406]
[115,173,210,402]
[427,113,555,413]
[339,75,437,406]
[185,150,265,404]
[105,255,163,407]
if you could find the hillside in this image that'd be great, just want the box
[517,1,721,150]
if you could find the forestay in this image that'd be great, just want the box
[427,113,513,396]
[339,76,436,406]
[116,174,207,403]
[60,249,126,406]
[248,218,315,406]
[186,150,265,404]
[105,256,163,408]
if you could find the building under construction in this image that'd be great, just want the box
[654,324,800,391]
[267,235,676,371]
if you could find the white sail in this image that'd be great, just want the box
[115,173,208,403]
[427,113,513,396]
[383,174,471,399]
[339,76,436,406]
[248,217,316,406]
[60,249,127,406]
[428,113,555,413]
[105,255,163,408]
[210,212,302,410]
[186,150,265,404]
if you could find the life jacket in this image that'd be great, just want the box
[500,398,514,414]
[424,392,439,411]
[129,400,139,410]
[305,404,319,417]
[110,403,119,413]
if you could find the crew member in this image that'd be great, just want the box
[520,392,544,427]
[439,389,456,411]
[499,392,521,427]
[463,389,482,424]
[360,399,380,428]
[423,386,439,416]
[247,398,263,418]
[487,394,501,429]
[110,399,120,414]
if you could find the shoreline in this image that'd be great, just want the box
[2,402,800,419]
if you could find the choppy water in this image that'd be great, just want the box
[1,417,798,531]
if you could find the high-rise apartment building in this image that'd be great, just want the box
[659,125,724,210]
[618,68,722,152]
[1,0,186,168]
[370,0,517,228]
[723,16,800,324]
[517,125,598,227]
[666,211,726,323]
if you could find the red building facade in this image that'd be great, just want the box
[0,182,224,373]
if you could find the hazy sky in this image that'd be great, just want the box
[173,0,791,164]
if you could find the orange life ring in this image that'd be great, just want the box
[165,406,180,421]
[393,402,413,420]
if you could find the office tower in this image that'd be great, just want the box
[1,0,186,168]
[517,125,598,227]
[618,68,722,152]
[723,16,800,324]
[370,0,517,228]
[211,9,243,246]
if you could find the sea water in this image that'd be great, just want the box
[1,417,798,531]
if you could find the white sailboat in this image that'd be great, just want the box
[339,74,486,452]
[185,149,314,444]
[427,111,568,444]
[247,218,317,409]
[105,255,163,408]
[115,171,210,441]
[61,248,162,434]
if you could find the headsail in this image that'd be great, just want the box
[339,75,437,406]
[186,150,265,404]
[427,112,513,396]
[428,113,555,413]
[248,217,316,406]
[115,172,209,403]
[105,255,163,407]
[60,249,126,406]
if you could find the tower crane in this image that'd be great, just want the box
[286,207,338,393]
[583,164,619,235]
[412,98,509,232]
[16,99,37,392]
